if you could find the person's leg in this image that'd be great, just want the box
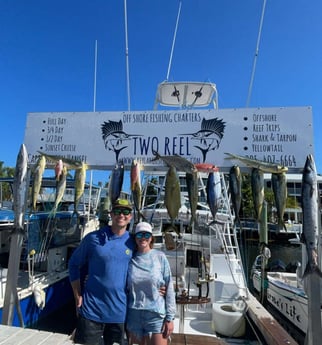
[103,323,126,345]
[74,315,104,345]
[127,331,146,345]
[150,333,168,345]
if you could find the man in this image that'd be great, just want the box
[69,198,135,345]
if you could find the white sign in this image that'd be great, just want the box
[24,107,313,172]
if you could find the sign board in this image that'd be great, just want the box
[24,107,313,172]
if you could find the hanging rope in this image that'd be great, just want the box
[246,0,267,107]
[166,1,182,81]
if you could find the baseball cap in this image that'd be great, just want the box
[112,199,133,210]
[135,222,153,234]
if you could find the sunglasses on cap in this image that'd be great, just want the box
[135,232,152,239]
[112,208,131,216]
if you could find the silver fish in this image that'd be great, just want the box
[251,168,264,222]
[206,171,222,220]
[229,165,242,225]
[13,144,28,231]
[271,172,287,230]
[186,171,198,228]
[152,150,197,174]
[31,155,46,211]
[164,166,181,224]
[108,161,124,206]
[225,152,288,174]
[301,154,322,278]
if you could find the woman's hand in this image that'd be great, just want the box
[162,320,174,338]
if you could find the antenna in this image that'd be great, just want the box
[93,40,98,112]
[246,0,267,107]
[166,1,182,81]
[124,0,131,111]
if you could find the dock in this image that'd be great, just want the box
[0,325,229,345]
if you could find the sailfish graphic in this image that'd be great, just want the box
[180,117,226,162]
[101,120,142,161]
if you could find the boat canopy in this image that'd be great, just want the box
[154,81,218,109]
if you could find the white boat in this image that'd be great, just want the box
[0,176,101,327]
[140,164,250,341]
[251,239,322,340]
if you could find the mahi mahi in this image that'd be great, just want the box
[74,163,87,213]
[52,165,67,215]
[225,152,288,174]
[31,155,46,211]
[164,166,181,229]
[301,154,322,278]
[271,172,287,230]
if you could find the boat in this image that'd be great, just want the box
[251,238,322,343]
[0,175,101,327]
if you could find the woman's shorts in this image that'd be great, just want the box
[126,309,165,339]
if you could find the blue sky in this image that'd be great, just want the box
[1,0,322,186]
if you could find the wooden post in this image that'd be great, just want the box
[259,201,269,304]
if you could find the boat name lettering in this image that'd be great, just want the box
[47,117,67,125]
[267,291,301,323]
[253,114,277,122]
[133,136,191,156]
[61,144,76,152]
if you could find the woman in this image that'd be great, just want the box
[126,222,176,345]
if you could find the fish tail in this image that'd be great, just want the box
[302,263,322,280]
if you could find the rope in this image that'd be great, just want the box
[246,0,267,107]
[166,1,182,81]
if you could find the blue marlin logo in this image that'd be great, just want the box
[180,117,226,162]
[101,120,142,161]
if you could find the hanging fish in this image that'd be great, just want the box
[74,163,87,214]
[31,155,46,211]
[130,159,144,222]
[271,172,287,230]
[251,168,264,222]
[164,166,181,233]
[52,165,67,215]
[13,144,28,231]
[55,159,63,181]
[229,165,242,225]
[108,160,124,206]
[152,150,197,173]
[301,154,322,278]
[38,151,83,169]
[206,171,222,221]
[186,170,198,228]
[194,163,219,173]
[225,152,288,174]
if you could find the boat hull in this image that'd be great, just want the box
[0,275,73,327]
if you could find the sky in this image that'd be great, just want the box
[1,0,322,188]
